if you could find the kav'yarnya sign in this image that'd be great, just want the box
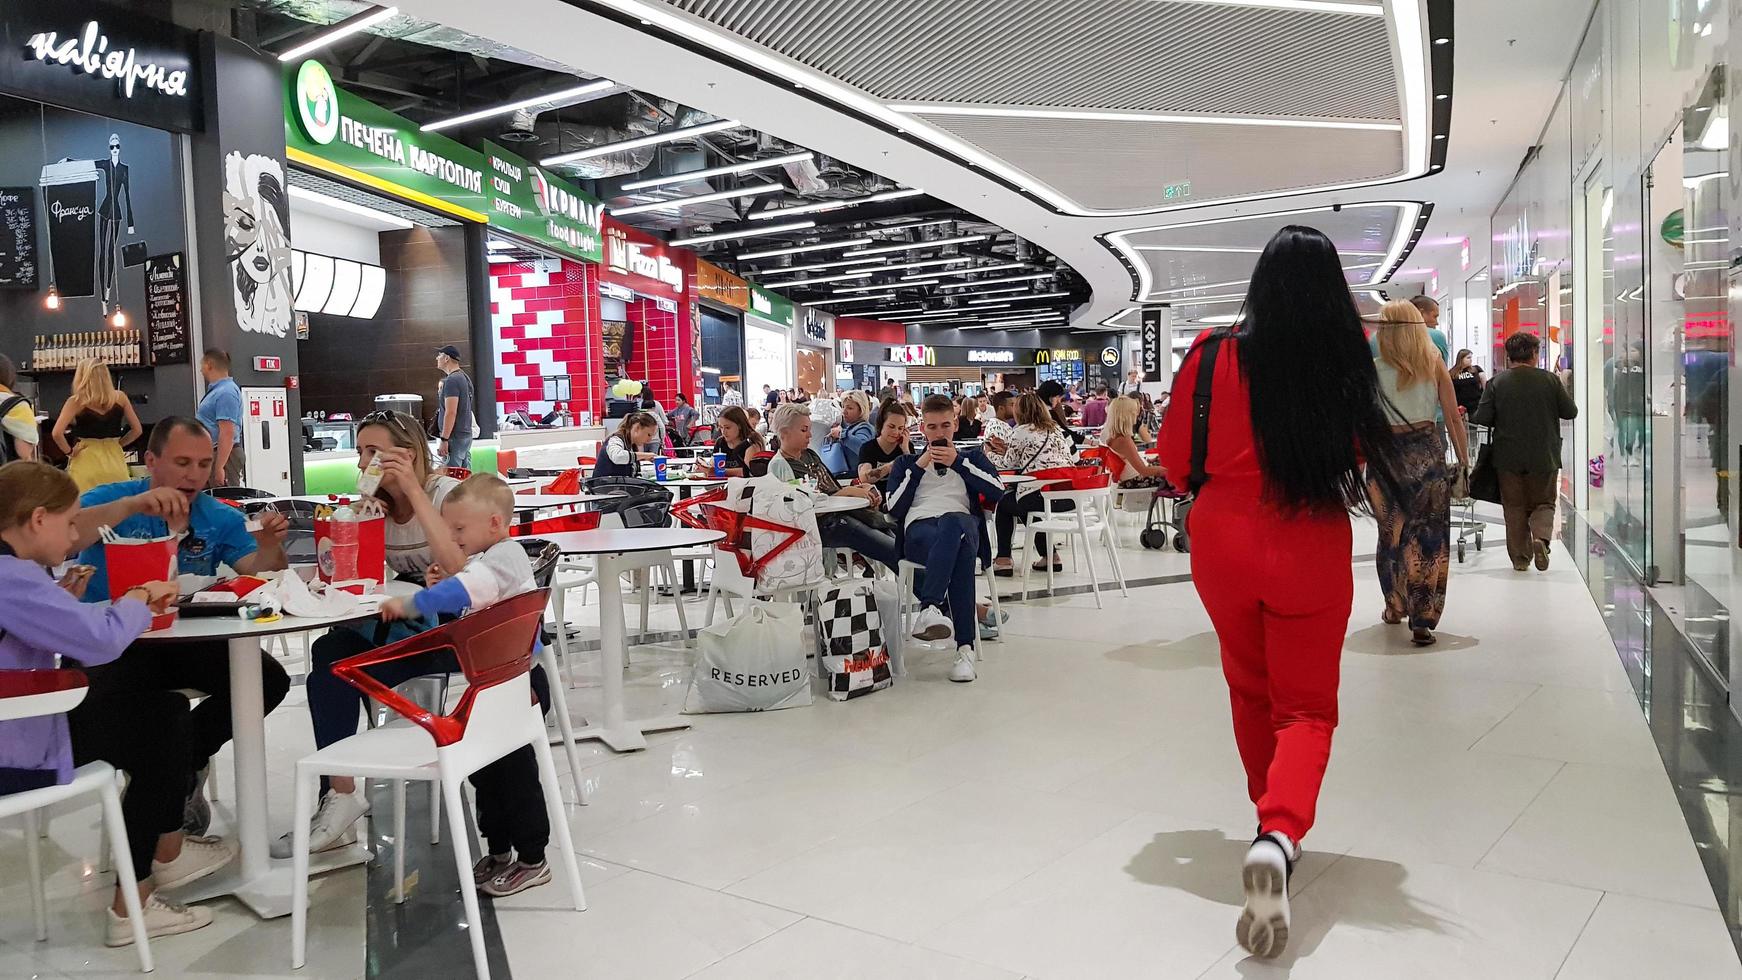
[25,21,190,99]
[967,349,1015,363]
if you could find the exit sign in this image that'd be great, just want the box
[253,355,282,372]
[1163,180,1192,200]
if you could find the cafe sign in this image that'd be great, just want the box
[483,140,602,264]
[284,60,489,223]
[0,0,201,132]
[605,222,684,292]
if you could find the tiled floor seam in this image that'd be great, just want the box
[1471,760,1566,869]
[1460,683,1545,754]
[1551,893,1607,980]
[672,915,810,979]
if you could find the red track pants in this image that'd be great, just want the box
[1189,494,1351,844]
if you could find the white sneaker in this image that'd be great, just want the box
[105,891,214,947]
[1237,833,1293,959]
[270,790,369,859]
[150,835,236,891]
[948,645,977,683]
[911,605,953,642]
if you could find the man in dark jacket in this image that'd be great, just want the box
[1474,332,1578,571]
[884,394,1005,682]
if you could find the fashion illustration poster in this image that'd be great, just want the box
[223,151,292,338]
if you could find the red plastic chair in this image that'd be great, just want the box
[290,590,584,979]
[0,669,152,967]
[446,466,472,480]
[511,509,602,538]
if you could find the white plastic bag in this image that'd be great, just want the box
[724,476,826,592]
[872,579,906,678]
[683,600,813,713]
[819,583,893,701]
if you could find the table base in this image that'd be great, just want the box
[552,714,690,753]
[162,843,370,918]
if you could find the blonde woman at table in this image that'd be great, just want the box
[0,461,223,946]
[53,360,143,491]
[277,409,469,858]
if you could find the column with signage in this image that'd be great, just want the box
[796,305,832,397]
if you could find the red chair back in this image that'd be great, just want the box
[671,487,728,529]
[0,668,88,722]
[510,510,601,537]
[331,589,550,747]
[541,467,584,494]
[1029,466,1109,491]
[446,467,472,481]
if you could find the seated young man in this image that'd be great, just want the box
[884,394,1005,683]
[70,416,292,836]
[376,473,557,897]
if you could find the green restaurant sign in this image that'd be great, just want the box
[747,283,794,327]
[285,60,603,263]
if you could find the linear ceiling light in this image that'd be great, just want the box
[806,293,898,306]
[277,5,398,61]
[422,78,619,132]
[944,285,1030,300]
[845,234,989,257]
[853,306,927,317]
[970,291,1070,305]
[758,270,875,288]
[609,183,782,216]
[907,262,1029,280]
[621,151,814,191]
[750,187,926,220]
[834,280,935,294]
[888,104,1401,133]
[543,119,740,166]
[939,273,1053,290]
[1133,245,1389,256]
[775,255,910,273]
[288,184,414,229]
[737,236,872,260]
[670,219,814,247]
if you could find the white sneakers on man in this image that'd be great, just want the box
[150,834,236,890]
[911,605,953,643]
[949,645,977,683]
[105,892,214,946]
[271,790,369,859]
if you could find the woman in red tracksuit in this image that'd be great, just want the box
[1158,225,1405,961]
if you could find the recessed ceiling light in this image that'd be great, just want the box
[1433,37,1451,44]
[1435,93,1450,100]
[1433,134,1447,140]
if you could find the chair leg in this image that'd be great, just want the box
[637,568,652,642]
[291,768,318,969]
[97,778,153,972]
[1082,530,1104,609]
[440,778,492,980]
[982,565,1002,648]
[1045,539,1057,597]
[702,575,719,628]
[1104,522,1130,596]
[207,754,221,802]
[539,645,591,805]
[392,780,407,903]
[665,562,693,648]
[430,780,443,845]
[530,730,587,912]
[23,809,46,942]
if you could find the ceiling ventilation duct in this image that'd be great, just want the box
[531,98,666,180]
[496,77,624,144]
[245,0,584,75]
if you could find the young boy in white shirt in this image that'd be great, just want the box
[379,474,554,897]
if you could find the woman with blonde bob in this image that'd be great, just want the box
[53,360,143,491]
[1369,299,1470,645]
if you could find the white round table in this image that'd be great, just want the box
[1000,474,1038,487]
[536,528,726,752]
[810,494,871,515]
[132,579,418,919]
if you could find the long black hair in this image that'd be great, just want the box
[1235,225,1402,513]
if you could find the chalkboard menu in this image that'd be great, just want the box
[145,252,189,365]
[0,186,37,289]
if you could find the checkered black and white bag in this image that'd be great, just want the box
[818,583,893,701]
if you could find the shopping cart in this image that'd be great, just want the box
[1453,421,1488,562]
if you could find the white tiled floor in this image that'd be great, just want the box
[2,516,1737,978]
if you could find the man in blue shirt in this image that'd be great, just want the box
[70,417,292,834]
[196,349,245,487]
[1370,295,1450,363]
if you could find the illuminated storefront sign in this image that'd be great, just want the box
[605,222,684,292]
[966,348,1016,363]
[25,20,189,99]
[0,0,202,132]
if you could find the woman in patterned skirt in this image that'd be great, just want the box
[1368,300,1470,645]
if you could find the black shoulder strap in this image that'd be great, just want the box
[1188,335,1226,494]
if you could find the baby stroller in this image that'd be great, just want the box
[1139,477,1193,552]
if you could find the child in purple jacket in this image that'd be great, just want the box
[0,462,227,947]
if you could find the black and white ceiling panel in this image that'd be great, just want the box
[1107,201,1426,304]
[655,0,1435,217]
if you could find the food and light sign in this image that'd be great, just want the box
[285,62,606,264]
